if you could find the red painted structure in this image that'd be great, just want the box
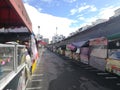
[38,40,47,46]
[0,0,32,32]
[0,1,34,89]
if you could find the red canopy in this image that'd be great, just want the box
[38,40,47,46]
[0,0,32,32]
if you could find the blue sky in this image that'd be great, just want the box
[23,0,120,40]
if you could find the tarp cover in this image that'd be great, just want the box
[107,33,120,41]
[38,40,47,46]
[72,41,88,48]
[67,44,76,50]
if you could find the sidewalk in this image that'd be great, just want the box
[26,47,48,90]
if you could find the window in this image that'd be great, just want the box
[0,44,14,80]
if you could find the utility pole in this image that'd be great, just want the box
[38,26,40,34]
[56,27,58,35]
[37,26,41,41]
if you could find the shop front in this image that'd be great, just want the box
[106,33,120,76]
[89,37,108,71]
[69,41,89,63]
[0,0,34,89]
[0,43,31,90]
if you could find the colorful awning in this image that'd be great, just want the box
[67,44,76,50]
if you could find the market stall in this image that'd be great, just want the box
[72,41,89,63]
[89,37,108,71]
[59,45,66,55]
[106,33,120,76]
[0,43,31,90]
[66,44,77,59]
[0,0,34,89]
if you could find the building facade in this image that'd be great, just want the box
[52,34,65,43]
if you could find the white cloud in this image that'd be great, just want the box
[24,3,76,41]
[78,17,85,20]
[70,3,97,15]
[38,8,42,12]
[90,5,97,12]
[78,5,88,12]
[64,0,77,3]
[76,5,120,27]
[40,0,53,3]
[70,9,77,15]
[78,17,97,28]
[98,6,120,19]
[78,5,96,13]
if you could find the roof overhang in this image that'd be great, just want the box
[0,0,32,32]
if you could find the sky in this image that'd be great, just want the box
[22,0,120,41]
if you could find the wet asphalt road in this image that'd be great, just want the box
[26,48,120,90]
